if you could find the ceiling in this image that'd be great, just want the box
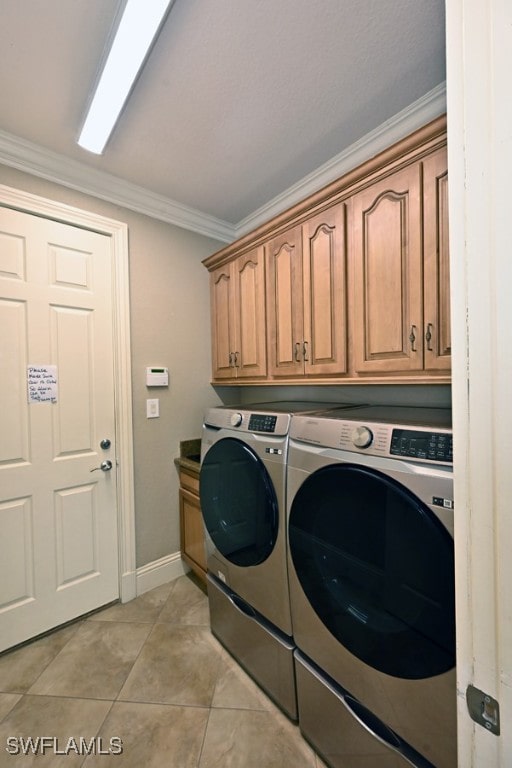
[0,0,446,239]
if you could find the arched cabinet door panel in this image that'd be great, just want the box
[352,164,423,374]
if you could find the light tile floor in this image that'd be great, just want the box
[0,574,327,768]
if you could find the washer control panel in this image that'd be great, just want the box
[203,406,291,436]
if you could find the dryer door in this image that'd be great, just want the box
[289,463,455,680]
[200,437,278,567]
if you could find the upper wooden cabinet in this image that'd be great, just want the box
[351,164,423,374]
[265,226,304,378]
[423,148,451,371]
[203,115,449,385]
[210,246,266,380]
[351,147,450,375]
[265,204,348,378]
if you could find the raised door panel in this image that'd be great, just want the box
[210,265,235,380]
[265,227,304,377]
[0,298,29,465]
[352,165,423,373]
[233,247,267,379]
[302,203,348,376]
[180,488,207,583]
[423,148,451,372]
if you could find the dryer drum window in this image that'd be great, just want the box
[289,463,456,680]
[200,438,279,567]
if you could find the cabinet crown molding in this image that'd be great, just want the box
[204,114,447,271]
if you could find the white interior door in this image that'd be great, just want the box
[0,206,119,652]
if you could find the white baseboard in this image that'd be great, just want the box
[135,552,190,597]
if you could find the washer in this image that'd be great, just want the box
[286,405,456,767]
[199,400,360,719]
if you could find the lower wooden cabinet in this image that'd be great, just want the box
[178,466,207,586]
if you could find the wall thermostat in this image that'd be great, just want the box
[146,367,169,386]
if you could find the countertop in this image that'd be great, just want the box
[174,438,201,473]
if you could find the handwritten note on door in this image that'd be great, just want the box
[27,366,58,403]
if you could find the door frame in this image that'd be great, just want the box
[0,183,137,604]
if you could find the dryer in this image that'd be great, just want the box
[286,406,456,767]
[199,401,359,719]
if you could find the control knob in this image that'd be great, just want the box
[230,412,243,427]
[352,426,373,449]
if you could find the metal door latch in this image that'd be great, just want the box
[466,684,500,735]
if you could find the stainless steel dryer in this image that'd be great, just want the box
[286,406,456,767]
[199,401,359,719]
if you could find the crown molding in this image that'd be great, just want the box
[0,130,235,243]
[235,82,447,237]
[0,82,445,244]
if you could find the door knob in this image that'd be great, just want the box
[100,438,111,449]
[90,460,113,472]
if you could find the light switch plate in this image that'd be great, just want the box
[146,398,159,418]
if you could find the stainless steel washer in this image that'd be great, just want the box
[286,405,456,767]
[199,401,360,718]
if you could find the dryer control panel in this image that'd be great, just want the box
[289,406,453,466]
[248,414,278,432]
[390,429,453,463]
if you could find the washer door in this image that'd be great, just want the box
[200,438,278,567]
[289,463,455,679]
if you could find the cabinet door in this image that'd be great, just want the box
[180,487,207,583]
[210,264,236,380]
[266,226,304,377]
[233,247,267,378]
[352,164,423,373]
[302,203,348,376]
[423,148,451,371]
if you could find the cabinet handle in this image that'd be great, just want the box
[409,325,417,353]
[228,352,234,367]
[295,342,301,362]
[233,351,239,368]
[425,323,433,351]
[303,341,309,361]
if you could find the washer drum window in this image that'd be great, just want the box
[200,438,278,567]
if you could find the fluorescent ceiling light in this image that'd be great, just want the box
[78,0,173,154]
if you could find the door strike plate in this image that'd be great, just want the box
[466,684,500,735]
